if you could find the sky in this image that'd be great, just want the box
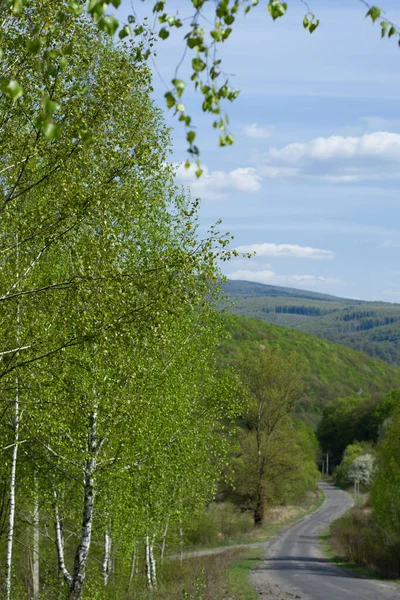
[118,0,400,302]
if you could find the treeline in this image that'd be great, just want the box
[334,315,399,332]
[317,390,400,577]
[271,305,327,316]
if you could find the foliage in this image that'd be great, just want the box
[186,503,253,546]
[225,280,400,367]
[317,388,399,465]
[333,443,365,488]
[347,454,376,489]
[370,403,400,540]
[330,508,400,578]
[0,1,398,161]
[231,346,318,525]
[0,5,239,598]
[221,314,400,416]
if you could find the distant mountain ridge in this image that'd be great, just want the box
[224,280,400,366]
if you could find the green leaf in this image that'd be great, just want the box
[59,56,68,70]
[43,121,62,140]
[366,6,382,22]
[63,43,73,56]
[99,16,119,35]
[6,79,23,101]
[388,25,397,38]
[119,25,131,39]
[268,0,287,21]
[187,131,196,144]
[308,20,319,34]
[192,56,206,72]
[42,97,60,116]
[11,0,24,14]
[26,37,42,55]
[111,0,122,7]
[303,16,309,29]
[164,91,176,109]
[159,27,170,40]
[172,78,185,97]
[68,1,83,16]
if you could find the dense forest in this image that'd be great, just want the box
[225,280,400,366]
[221,315,400,418]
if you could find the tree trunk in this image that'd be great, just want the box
[5,379,20,600]
[145,536,152,590]
[128,543,138,589]
[179,525,184,564]
[160,517,169,563]
[149,535,157,590]
[68,405,98,600]
[102,530,112,586]
[53,490,72,585]
[254,482,265,526]
[32,473,40,599]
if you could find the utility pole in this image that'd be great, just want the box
[326,451,329,476]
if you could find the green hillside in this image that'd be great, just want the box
[221,314,400,422]
[224,280,400,366]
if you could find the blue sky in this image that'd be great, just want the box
[119,1,400,301]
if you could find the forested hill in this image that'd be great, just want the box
[224,280,400,366]
[221,315,400,420]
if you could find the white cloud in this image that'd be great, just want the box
[228,269,341,289]
[176,163,262,200]
[257,132,400,182]
[235,242,336,260]
[244,123,274,139]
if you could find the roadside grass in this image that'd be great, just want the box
[319,527,400,583]
[185,489,325,551]
[151,490,325,599]
[132,548,263,599]
[227,547,263,600]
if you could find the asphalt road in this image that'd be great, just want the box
[250,481,400,600]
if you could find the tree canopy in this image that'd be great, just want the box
[0,0,398,164]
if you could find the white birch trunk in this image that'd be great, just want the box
[32,473,40,599]
[5,243,21,600]
[160,517,169,563]
[128,543,138,589]
[4,378,19,600]
[145,536,152,590]
[179,525,184,564]
[53,490,72,585]
[149,535,157,590]
[102,530,112,586]
[68,404,98,600]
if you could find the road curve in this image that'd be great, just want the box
[250,481,400,600]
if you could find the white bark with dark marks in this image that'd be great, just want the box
[68,404,98,600]
[32,473,40,599]
[4,381,19,600]
[102,530,112,586]
[53,490,72,585]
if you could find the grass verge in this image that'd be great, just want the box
[191,489,326,550]
[227,547,263,600]
[319,527,400,582]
